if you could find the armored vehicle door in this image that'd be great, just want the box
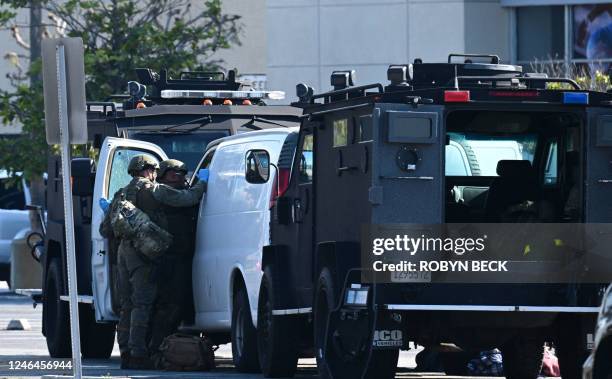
[371,104,445,224]
[586,108,612,222]
[91,137,167,322]
[293,125,316,302]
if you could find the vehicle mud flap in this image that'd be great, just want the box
[322,270,399,379]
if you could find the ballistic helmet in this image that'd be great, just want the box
[158,159,188,178]
[128,155,159,176]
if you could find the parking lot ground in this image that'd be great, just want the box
[0,282,557,378]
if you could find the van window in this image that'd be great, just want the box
[203,143,244,215]
[107,149,158,199]
[199,148,216,170]
[298,134,314,182]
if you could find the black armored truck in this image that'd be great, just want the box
[255,54,611,379]
[37,69,300,358]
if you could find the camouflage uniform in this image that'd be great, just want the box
[149,160,201,354]
[115,157,205,361]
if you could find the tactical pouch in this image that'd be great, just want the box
[157,333,215,371]
[110,192,173,260]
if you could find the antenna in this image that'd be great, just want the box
[454,65,459,90]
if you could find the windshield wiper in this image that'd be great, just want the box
[240,116,293,130]
[162,115,213,132]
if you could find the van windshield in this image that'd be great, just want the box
[129,131,230,171]
[446,132,537,176]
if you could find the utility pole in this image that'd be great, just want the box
[30,0,42,83]
[28,0,45,229]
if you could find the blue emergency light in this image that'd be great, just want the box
[563,92,589,105]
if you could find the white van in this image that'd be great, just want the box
[190,127,298,371]
[87,128,297,368]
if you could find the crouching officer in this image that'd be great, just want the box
[149,159,202,357]
[115,155,207,369]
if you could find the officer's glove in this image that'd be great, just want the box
[197,168,210,183]
[99,197,110,213]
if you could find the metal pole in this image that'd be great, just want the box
[56,43,83,379]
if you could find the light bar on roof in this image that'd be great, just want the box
[161,90,285,100]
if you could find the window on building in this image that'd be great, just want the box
[517,6,565,63]
[514,4,612,75]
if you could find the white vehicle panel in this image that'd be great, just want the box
[91,137,167,322]
[193,131,289,332]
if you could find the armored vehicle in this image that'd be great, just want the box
[257,54,610,379]
[37,69,300,358]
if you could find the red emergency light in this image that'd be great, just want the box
[444,90,470,103]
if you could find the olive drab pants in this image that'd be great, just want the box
[148,256,191,353]
[117,240,158,358]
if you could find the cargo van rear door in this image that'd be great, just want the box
[91,137,167,322]
[586,108,612,222]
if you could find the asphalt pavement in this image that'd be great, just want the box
[0,281,548,378]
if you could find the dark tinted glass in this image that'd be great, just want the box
[129,131,229,171]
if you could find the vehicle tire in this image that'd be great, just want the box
[79,303,115,359]
[440,351,470,376]
[501,335,544,379]
[558,320,589,379]
[315,268,397,379]
[257,266,298,378]
[314,268,335,379]
[232,285,260,373]
[43,258,71,358]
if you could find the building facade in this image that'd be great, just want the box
[266,0,612,102]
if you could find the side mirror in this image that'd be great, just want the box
[71,158,95,196]
[245,149,270,184]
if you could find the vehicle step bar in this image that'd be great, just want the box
[59,295,93,304]
[383,304,600,313]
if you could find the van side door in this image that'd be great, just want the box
[91,137,167,322]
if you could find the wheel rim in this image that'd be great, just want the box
[235,305,245,358]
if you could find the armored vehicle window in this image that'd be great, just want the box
[298,134,314,182]
[597,116,612,146]
[447,132,536,176]
[129,131,229,171]
[107,149,159,199]
[358,115,373,142]
[543,141,559,185]
[333,119,348,147]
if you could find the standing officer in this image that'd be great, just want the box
[115,155,207,369]
[149,159,202,357]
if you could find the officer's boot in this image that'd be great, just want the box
[120,351,131,369]
[126,355,154,370]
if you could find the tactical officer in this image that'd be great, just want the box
[149,159,201,357]
[115,155,207,369]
